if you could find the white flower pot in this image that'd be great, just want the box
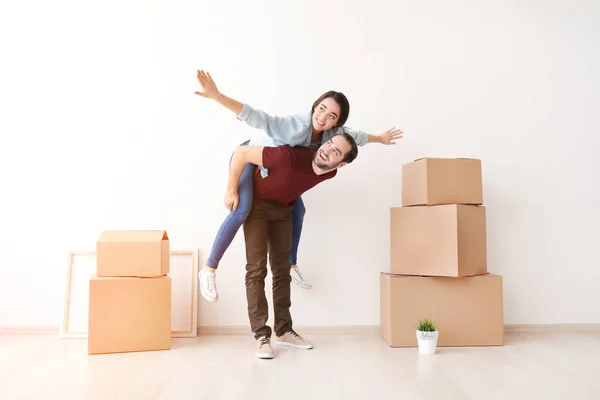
[416,330,439,355]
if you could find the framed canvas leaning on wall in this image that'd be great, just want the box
[60,249,199,339]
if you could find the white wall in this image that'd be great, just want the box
[1,0,598,328]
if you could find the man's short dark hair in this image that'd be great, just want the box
[340,132,358,164]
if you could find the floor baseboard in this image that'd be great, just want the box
[196,325,381,336]
[0,327,58,335]
[197,324,600,335]
[503,323,600,333]
[2,324,599,336]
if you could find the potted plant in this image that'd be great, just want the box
[415,318,439,355]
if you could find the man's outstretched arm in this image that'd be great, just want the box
[224,146,265,210]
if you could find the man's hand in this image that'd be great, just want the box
[224,190,239,211]
[379,127,404,145]
[195,70,220,100]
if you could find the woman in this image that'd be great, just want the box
[195,69,403,302]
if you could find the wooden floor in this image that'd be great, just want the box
[0,330,599,400]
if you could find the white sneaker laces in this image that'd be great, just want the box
[293,268,304,281]
[205,272,216,292]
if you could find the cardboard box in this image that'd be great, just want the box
[88,276,171,355]
[390,204,487,277]
[380,272,504,347]
[402,158,483,206]
[96,230,170,277]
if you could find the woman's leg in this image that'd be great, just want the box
[201,140,254,302]
[205,162,255,269]
[289,196,305,265]
[289,196,312,290]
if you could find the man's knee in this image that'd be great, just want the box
[245,263,268,283]
[270,259,292,282]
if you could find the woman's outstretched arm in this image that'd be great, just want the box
[195,69,244,115]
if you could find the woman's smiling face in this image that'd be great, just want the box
[311,97,341,131]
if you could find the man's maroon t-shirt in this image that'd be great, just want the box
[253,146,337,206]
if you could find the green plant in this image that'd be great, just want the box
[415,318,438,332]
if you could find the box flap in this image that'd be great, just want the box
[412,157,480,162]
[98,230,169,243]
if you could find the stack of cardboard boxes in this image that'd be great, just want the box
[88,230,172,355]
[381,158,504,347]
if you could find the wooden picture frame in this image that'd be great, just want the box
[169,250,199,337]
[60,249,199,339]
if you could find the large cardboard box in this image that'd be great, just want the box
[96,230,170,277]
[380,273,504,347]
[390,204,487,277]
[88,276,171,355]
[402,158,483,206]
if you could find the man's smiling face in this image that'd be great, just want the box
[313,134,351,170]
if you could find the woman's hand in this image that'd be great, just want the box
[194,69,244,114]
[378,127,404,145]
[195,70,220,100]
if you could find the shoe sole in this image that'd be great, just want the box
[256,353,274,359]
[274,341,313,349]
[291,277,312,290]
[200,286,218,302]
[201,291,218,302]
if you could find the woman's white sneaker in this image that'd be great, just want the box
[199,268,218,302]
[290,265,312,290]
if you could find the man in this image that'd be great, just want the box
[224,133,359,359]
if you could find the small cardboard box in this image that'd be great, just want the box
[402,158,483,206]
[390,204,487,277]
[88,276,171,355]
[96,230,170,277]
[380,272,504,347]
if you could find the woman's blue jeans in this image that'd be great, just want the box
[206,141,306,268]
